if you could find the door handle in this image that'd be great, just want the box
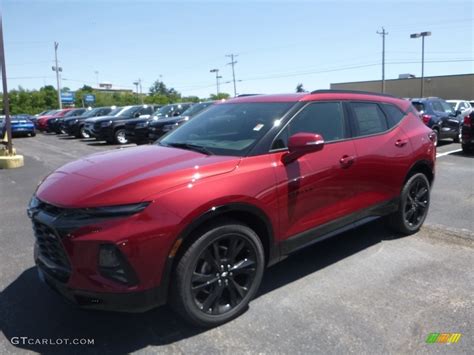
[395,139,408,147]
[339,155,355,168]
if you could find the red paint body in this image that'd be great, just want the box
[37,109,74,131]
[32,92,435,305]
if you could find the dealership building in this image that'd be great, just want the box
[330,73,474,100]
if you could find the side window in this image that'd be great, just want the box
[350,102,388,136]
[381,103,405,128]
[431,101,444,112]
[272,102,345,149]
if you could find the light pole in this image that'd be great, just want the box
[0,12,13,154]
[210,69,222,96]
[94,70,99,87]
[52,42,63,109]
[410,31,431,97]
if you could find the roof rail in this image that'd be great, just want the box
[310,89,397,98]
[236,94,262,97]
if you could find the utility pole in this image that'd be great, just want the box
[377,27,388,93]
[210,69,222,96]
[94,70,99,87]
[133,79,143,104]
[52,42,62,109]
[0,13,12,154]
[226,54,238,97]
[410,31,432,97]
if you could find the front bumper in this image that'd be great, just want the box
[126,126,150,144]
[94,126,114,141]
[38,266,165,312]
[29,199,177,312]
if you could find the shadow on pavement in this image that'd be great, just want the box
[0,220,398,354]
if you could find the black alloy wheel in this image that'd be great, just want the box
[171,222,264,327]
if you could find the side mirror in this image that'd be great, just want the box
[455,110,462,116]
[282,132,324,164]
[134,112,141,118]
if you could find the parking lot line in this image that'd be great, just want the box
[436,148,462,158]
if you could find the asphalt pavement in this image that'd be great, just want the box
[0,133,472,354]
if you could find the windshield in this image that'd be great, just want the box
[160,102,294,156]
[63,109,83,117]
[109,107,123,116]
[181,102,213,117]
[156,105,176,117]
[117,106,141,117]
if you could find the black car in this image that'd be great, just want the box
[90,105,158,144]
[47,108,87,134]
[461,110,474,153]
[125,103,193,145]
[148,101,215,142]
[411,97,464,145]
[63,106,117,138]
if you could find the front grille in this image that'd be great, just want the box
[34,221,71,283]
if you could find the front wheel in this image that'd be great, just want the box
[386,173,430,235]
[453,126,461,143]
[171,222,265,327]
[114,128,128,144]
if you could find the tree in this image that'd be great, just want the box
[149,79,181,102]
[296,83,306,93]
[209,92,231,100]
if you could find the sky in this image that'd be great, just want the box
[3,0,473,98]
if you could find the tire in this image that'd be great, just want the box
[432,128,439,146]
[462,144,472,154]
[79,126,90,139]
[30,131,36,137]
[453,126,461,143]
[386,173,430,235]
[114,128,128,144]
[170,221,265,328]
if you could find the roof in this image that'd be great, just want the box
[226,90,403,104]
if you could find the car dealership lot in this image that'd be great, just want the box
[0,134,472,354]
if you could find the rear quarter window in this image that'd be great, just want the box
[350,102,388,137]
[381,104,406,128]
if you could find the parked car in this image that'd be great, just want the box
[28,90,435,327]
[126,103,195,145]
[37,109,75,132]
[10,115,36,137]
[46,108,88,134]
[461,110,474,153]
[148,101,215,142]
[446,100,472,117]
[83,106,130,138]
[86,105,158,144]
[411,97,463,145]
[31,110,54,127]
[63,106,117,138]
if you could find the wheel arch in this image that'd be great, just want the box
[404,159,434,186]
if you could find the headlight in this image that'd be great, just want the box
[100,120,113,127]
[73,119,78,124]
[80,202,150,217]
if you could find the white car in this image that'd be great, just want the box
[446,100,472,116]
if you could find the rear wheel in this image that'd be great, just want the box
[114,128,128,144]
[30,131,36,137]
[171,222,265,327]
[462,143,472,154]
[387,173,430,235]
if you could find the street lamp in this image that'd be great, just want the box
[210,69,221,96]
[410,31,431,97]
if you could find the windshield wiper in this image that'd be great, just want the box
[163,142,213,155]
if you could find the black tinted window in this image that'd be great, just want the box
[351,102,388,136]
[382,104,405,128]
[273,102,345,149]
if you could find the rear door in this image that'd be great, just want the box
[347,101,413,208]
[431,100,459,137]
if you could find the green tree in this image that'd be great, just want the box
[209,92,231,100]
[296,83,306,93]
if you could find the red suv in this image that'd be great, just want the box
[28,90,435,327]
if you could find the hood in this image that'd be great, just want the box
[84,115,116,123]
[36,145,240,208]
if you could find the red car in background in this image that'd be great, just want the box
[36,108,75,132]
[28,90,435,327]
